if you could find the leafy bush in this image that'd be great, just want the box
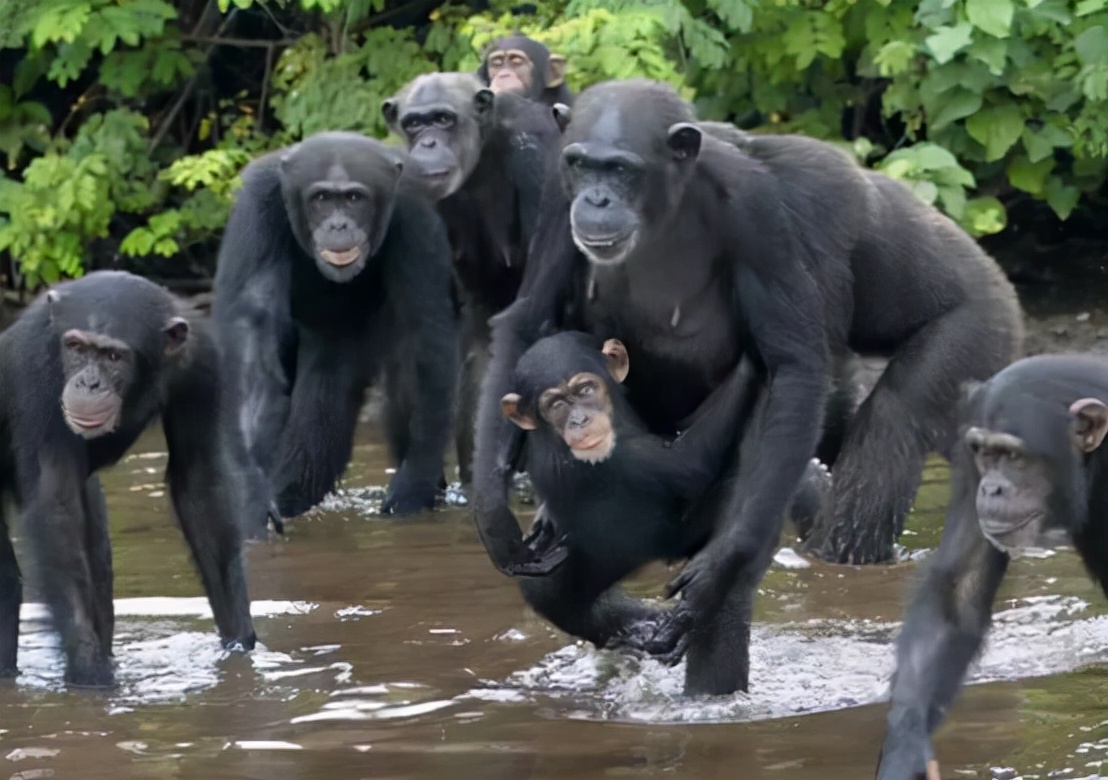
[0,0,1105,287]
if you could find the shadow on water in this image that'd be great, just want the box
[3,424,1107,780]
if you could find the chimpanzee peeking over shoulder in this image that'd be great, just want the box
[0,271,256,687]
[212,132,458,526]
[477,34,573,107]
[501,332,829,687]
[877,354,1108,780]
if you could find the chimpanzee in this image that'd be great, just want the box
[876,354,1108,780]
[0,271,256,687]
[477,34,574,107]
[212,132,458,526]
[382,73,563,485]
[471,79,1023,694]
[501,332,829,685]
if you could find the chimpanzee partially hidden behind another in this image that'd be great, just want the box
[383,73,563,485]
[477,34,574,107]
[212,132,458,528]
[501,332,830,689]
[0,271,256,687]
[877,354,1108,780]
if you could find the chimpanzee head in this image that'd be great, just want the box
[477,34,567,101]
[501,332,630,463]
[962,356,1108,552]
[279,131,404,283]
[382,73,493,201]
[555,80,702,266]
[46,271,189,440]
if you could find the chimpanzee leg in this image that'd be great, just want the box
[805,301,1021,564]
[26,455,112,686]
[272,334,367,517]
[83,476,114,660]
[454,338,489,487]
[683,477,784,696]
[0,508,22,676]
[877,456,1009,780]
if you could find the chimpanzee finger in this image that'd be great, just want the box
[505,542,570,577]
[267,502,285,535]
[641,603,695,659]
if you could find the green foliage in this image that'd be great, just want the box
[1,0,1107,286]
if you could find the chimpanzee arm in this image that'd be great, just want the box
[636,198,831,657]
[876,448,1009,780]
[210,157,297,481]
[161,328,256,652]
[472,178,580,576]
[379,195,460,514]
[624,356,761,501]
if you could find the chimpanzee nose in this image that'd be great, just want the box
[420,137,437,149]
[585,189,609,208]
[980,482,1003,498]
[568,412,590,429]
[329,219,349,231]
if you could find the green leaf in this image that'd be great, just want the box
[963,196,1007,235]
[1021,123,1072,163]
[966,37,1007,75]
[1045,176,1080,219]
[873,40,917,77]
[31,3,90,48]
[924,23,973,64]
[965,0,1013,38]
[1074,26,1108,66]
[1075,0,1105,17]
[965,102,1024,160]
[927,87,982,131]
[709,0,754,33]
[1006,155,1054,194]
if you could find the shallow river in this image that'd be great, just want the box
[3,421,1107,780]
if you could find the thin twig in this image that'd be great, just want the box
[180,35,299,48]
[258,42,275,134]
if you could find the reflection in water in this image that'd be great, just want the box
[1,428,1106,780]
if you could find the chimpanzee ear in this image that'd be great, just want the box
[552,103,572,133]
[381,97,400,127]
[601,338,630,383]
[666,122,702,163]
[1070,397,1108,453]
[474,89,495,115]
[501,393,537,430]
[546,54,567,88]
[45,288,61,321]
[164,316,190,356]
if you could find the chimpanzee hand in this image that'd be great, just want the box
[876,711,941,780]
[267,501,285,535]
[474,503,569,577]
[382,463,438,515]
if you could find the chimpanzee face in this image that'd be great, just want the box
[558,85,702,266]
[55,318,188,440]
[501,336,630,463]
[382,74,492,201]
[967,396,1108,552]
[485,48,534,95]
[280,132,403,284]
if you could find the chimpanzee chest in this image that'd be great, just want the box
[583,268,743,433]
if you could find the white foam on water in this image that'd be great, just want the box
[465,594,1108,724]
[18,598,318,621]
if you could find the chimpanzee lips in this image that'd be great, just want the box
[320,247,361,267]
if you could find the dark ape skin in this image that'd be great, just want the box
[0,271,256,687]
[877,354,1108,780]
[471,79,1022,694]
[383,73,563,485]
[503,333,829,672]
[212,132,458,529]
[477,34,574,107]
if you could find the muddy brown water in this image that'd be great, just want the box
[3,420,1107,780]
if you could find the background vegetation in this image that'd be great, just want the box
[0,0,1106,290]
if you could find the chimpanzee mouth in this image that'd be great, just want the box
[573,230,637,264]
[63,410,117,438]
[320,247,362,267]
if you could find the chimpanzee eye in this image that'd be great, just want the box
[577,383,594,395]
[106,350,122,362]
[311,192,327,203]
[433,112,455,129]
[345,191,364,202]
[489,55,505,68]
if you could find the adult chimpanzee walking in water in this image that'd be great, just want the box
[877,354,1108,780]
[477,34,574,107]
[212,132,458,528]
[0,271,256,687]
[471,79,1022,695]
[383,72,563,484]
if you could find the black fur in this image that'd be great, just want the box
[0,271,255,687]
[877,354,1108,780]
[471,80,1023,694]
[212,131,458,527]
